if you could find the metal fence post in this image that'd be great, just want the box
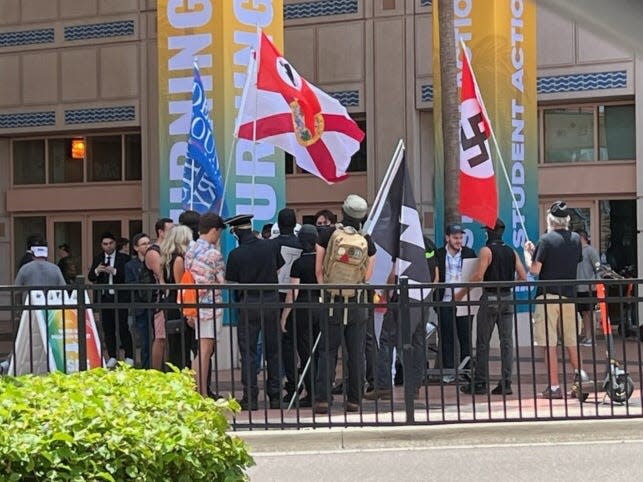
[75,275,87,372]
[399,277,414,423]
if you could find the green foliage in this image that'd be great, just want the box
[0,367,253,481]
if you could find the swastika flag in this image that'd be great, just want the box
[459,51,498,228]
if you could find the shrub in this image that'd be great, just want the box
[0,367,253,481]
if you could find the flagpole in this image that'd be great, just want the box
[220,44,258,217]
[249,28,261,230]
[190,59,197,211]
[459,38,529,241]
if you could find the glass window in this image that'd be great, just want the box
[13,139,45,185]
[124,134,142,180]
[13,216,46,273]
[49,138,84,183]
[88,135,122,182]
[128,219,143,239]
[284,153,295,175]
[598,105,635,160]
[543,107,594,163]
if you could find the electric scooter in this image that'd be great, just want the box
[579,270,636,404]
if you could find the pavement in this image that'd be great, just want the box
[237,417,643,453]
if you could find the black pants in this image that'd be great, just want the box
[237,303,281,401]
[474,293,514,386]
[280,292,296,393]
[166,310,195,369]
[438,306,471,369]
[315,301,367,404]
[100,296,132,359]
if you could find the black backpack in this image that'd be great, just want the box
[136,245,160,303]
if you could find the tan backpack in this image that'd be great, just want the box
[322,225,369,298]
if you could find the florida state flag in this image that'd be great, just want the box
[235,31,364,184]
[459,51,498,228]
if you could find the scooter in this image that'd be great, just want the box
[596,274,634,404]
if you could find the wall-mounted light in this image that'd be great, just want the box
[71,139,85,159]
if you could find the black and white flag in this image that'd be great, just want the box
[365,140,431,332]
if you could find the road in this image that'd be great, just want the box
[248,439,643,481]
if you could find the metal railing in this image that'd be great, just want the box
[0,277,641,430]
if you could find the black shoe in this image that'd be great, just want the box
[394,362,404,386]
[239,397,258,411]
[269,397,282,409]
[331,382,344,395]
[296,396,312,408]
[460,383,487,395]
[491,382,513,395]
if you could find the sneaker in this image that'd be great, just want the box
[542,386,563,399]
[296,396,312,408]
[331,382,344,395]
[579,337,593,347]
[442,375,456,384]
[345,401,360,412]
[460,383,487,395]
[313,401,329,414]
[124,357,134,367]
[363,389,393,401]
[575,370,591,383]
[105,357,117,369]
[268,397,282,409]
[239,397,259,411]
[490,382,513,395]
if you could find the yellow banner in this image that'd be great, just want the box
[433,0,538,251]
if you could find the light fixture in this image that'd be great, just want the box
[71,139,85,159]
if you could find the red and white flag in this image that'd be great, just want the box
[459,51,498,228]
[235,32,365,184]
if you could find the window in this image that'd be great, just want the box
[11,133,142,186]
[285,117,367,175]
[13,140,45,185]
[542,103,634,163]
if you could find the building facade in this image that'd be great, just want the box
[0,0,640,284]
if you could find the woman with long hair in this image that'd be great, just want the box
[160,225,195,369]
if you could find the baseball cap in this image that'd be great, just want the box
[446,223,465,235]
[549,200,569,218]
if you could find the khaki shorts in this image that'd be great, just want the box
[533,294,580,348]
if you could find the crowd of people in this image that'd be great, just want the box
[11,198,613,408]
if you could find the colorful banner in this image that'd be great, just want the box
[432,0,539,253]
[158,1,285,226]
[9,290,102,375]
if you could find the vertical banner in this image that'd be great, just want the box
[157,1,285,224]
[432,0,539,252]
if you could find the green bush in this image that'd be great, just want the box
[0,367,253,481]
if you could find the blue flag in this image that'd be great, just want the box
[182,62,225,215]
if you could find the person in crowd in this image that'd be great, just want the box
[179,210,200,243]
[314,194,376,414]
[314,209,337,228]
[261,223,273,240]
[117,237,131,257]
[436,223,477,383]
[524,201,588,399]
[160,225,194,369]
[272,208,304,404]
[17,234,44,274]
[15,239,66,288]
[226,214,284,410]
[56,243,77,285]
[88,232,133,368]
[279,224,319,408]
[575,229,601,347]
[145,217,174,370]
[124,233,152,368]
[461,219,527,396]
[185,213,226,397]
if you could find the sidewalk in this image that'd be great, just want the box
[237,417,643,453]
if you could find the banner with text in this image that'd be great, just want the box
[432,0,538,252]
[158,1,285,224]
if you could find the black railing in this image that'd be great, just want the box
[0,277,641,430]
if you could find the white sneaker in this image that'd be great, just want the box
[442,375,456,384]
[124,357,134,367]
[576,369,591,383]
[106,357,117,369]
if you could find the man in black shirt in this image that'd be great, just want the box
[461,219,527,396]
[225,214,285,410]
[525,201,585,399]
[313,195,377,414]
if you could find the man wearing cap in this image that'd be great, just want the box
[314,194,377,414]
[524,201,586,399]
[436,223,477,382]
[15,240,66,287]
[88,232,133,368]
[225,214,285,410]
[461,219,527,396]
